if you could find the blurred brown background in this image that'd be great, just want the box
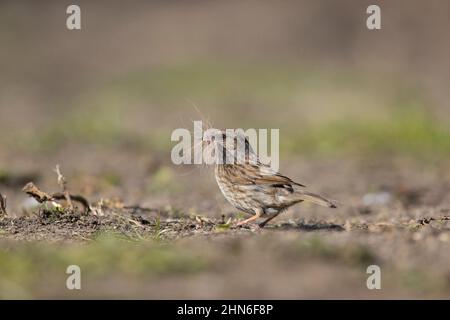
[1,0,450,126]
[0,0,449,299]
[1,0,450,210]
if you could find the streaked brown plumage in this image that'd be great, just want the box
[203,129,336,228]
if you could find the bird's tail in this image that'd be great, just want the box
[297,191,337,208]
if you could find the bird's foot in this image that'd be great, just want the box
[233,211,263,229]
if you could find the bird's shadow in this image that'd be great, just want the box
[267,221,345,232]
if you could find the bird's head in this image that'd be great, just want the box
[202,129,256,165]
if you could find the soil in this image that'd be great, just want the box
[0,147,449,298]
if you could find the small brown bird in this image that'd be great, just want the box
[203,129,336,228]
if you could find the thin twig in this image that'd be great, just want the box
[22,182,53,203]
[0,193,7,216]
[22,182,91,213]
[54,165,73,211]
[52,193,91,213]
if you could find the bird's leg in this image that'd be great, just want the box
[235,209,262,227]
[259,211,282,228]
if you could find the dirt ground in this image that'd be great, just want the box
[0,150,449,299]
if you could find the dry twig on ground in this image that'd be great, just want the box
[0,193,7,216]
[22,182,91,213]
[54,164,73,211]
[22,182,53,203]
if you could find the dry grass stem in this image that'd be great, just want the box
[0,193,7,216]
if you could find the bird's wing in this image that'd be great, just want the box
[225,163,306,187]
[255,162,306,187]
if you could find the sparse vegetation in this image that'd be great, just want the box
[1,1,450,299]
